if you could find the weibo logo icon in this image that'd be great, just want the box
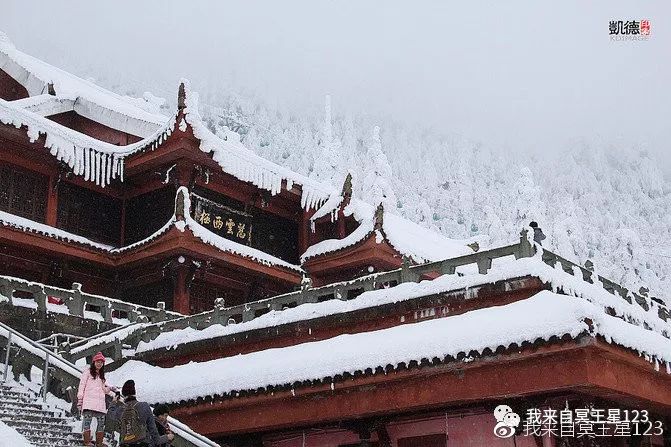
[493,405,520,438]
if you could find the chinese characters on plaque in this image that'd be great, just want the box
[192,194,253,245]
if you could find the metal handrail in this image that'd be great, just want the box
[0,320,219,447]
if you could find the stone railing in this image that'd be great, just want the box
[67,229,671,362]
[0,276,182,324]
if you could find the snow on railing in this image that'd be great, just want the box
[0,275,182,324]
[0,320,219,447]
[122,230,670,358]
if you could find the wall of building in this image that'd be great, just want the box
[263,414,550,447]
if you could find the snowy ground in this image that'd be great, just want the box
[0,420,32,447]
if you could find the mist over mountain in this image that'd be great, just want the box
[1,0,669,297]
[73,70,671,298]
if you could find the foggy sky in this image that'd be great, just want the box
[2,1,670,173]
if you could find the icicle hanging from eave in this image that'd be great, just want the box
[84,148,91,181]
[111,156,118,180]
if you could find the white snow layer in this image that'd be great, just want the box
[0,208,174,252]
[0,209,113,250]
[302,198,472,262]
[0,420,32,447]
[180,80,332,209]
[0,32,166,130]
[137,256,670,353]
[111,290,671,405]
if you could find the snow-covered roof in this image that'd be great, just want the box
[0,33,335,205]
[110,290,671,405]
[135,254,671,355]
[0,96,177,187]
[0,33,483,264]
[0,32,165,135]
[179,80,332,208]
[0,209,113,250]
[302,198,472,263]
[9,94,74,116]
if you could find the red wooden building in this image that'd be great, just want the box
[0,32,470,316]
[2,34,671,447]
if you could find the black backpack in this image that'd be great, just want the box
[119,401,147,444]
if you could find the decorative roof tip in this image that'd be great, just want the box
[177,81,187,111]
[374,203,384,231]
[341,172,353,198]
[175,187,188,221]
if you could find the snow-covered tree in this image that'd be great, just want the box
[361,126,397,211]
[311,95,343,187]
[75,66,671,297]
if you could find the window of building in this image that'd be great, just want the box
[124,186,176,244]
[0,163,48,222]
[57,182,121,245]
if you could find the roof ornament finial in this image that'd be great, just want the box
[374,203,384,231]
[340,172,354,210]
[47,82,56,96]
[341,172,353,198]
[178,81,186,111]
[175,187,187,221]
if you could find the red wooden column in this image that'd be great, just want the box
[46,175,58,226]
[173,263,191,315]
[169,255,194,315]
[298,210,311,256]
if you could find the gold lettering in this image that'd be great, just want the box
[213,216,224,230]
[198,211,211,225]
[236,223,246,239]
[225,219,235,234]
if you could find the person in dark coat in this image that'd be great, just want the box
[153,404,173,447]
[529,221,546,245]
[107,380,173,447]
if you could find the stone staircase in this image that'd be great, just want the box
[0,382,113,446]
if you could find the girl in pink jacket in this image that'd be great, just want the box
[77,352,116,446]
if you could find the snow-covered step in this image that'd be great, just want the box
[0,413,70,425]
[2,420,76,436]
[0,381,116,447]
